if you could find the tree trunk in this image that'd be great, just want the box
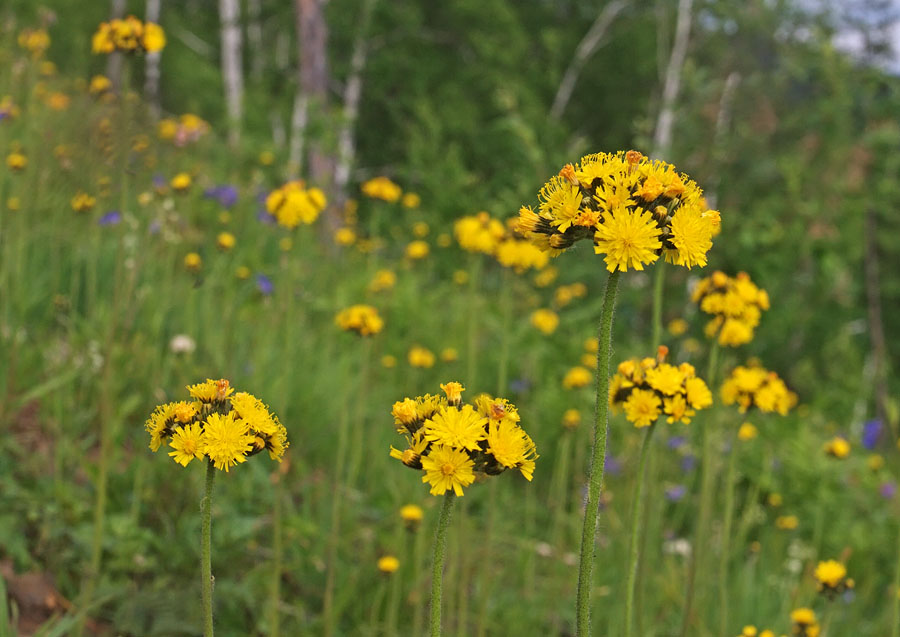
[651,0,693,158]
[247,0,265,77]
[106,0,127,90]
[144,0,163,119]
[219,0,244,147]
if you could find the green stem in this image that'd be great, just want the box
[680,341,719,637]
[465,256,482,389]
[719,425,740,637]
[201,460,216,637]
[624,424,656,637]
[575,269,620,636]
[270,479,283,637]
[893,514,900,637]
[651,262,665,349]
[412,523,427,637]
[431,493,456,637]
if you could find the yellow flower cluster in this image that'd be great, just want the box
[692,271,770,346]
[6,151,27,172]
[92,16,166,55]
[517,150,720,272]
[454,212,506,255]
[814,559,851,598]
[495,236,550,273]
[158,114,210,145]
[720,364,796,415]
[408,345,436,368]
[265,180,327,229]
[789,608,820,637]
[736,627,775,637]
[361,176,402,202]
[18,28,51,57]
[70,192,96,213]
[335,304,384,336]
[609,347,713,427]
[389,383,538,496]
[145,379,287,471]
[823,436,850,459]
[531,308,559,334]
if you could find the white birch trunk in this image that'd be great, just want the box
[288,93,308,178]
[144,0,162,118]
[651,0,693,158]
[219,0,244,147]
[247,0,264,77]
[106,0,127,89]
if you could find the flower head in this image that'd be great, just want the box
[421,445,476,496]
[693,271,769,347]
[265,181,327,229]
[814,560,849,598]
[335,305,384,336]
[721,364,795,415]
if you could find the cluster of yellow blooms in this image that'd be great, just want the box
[495,235,550,273]
[517,150,720,272]
[265,180,327,229]
[720,364,796,415]
[736,626,776,637]
[18,28,51,57]
[609,346,713,427]
[335,305,384,336]
[92,16,166,55]
[158,114,210,145]
[70,191,96,213]
[389,383,538,496]
[530,308,559,334]
[823,436,851,459]
[790,608,820,636]
[692,271,770,346]
[408,345,436,368]
[814,559,851,599]
[454,212,506,255]
[145,379,287,471]
[361,176,403,202]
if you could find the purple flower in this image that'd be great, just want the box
[681,454,697,473]
[605,455,622,476]
[257,208,276,224]
[862,419,884,450]
[667,435,686,449]
[98,210,121,226]
[204,184,238,208]
[256,274,273,296]
[152,174,166,189]
[880,481,897,500]
[665,485,687,502]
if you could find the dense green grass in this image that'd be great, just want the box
[1,23,898,637]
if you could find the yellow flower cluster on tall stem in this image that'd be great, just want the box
[265,180,327,229]
[92,16,166,55]
[144,379,286,637]
[693,270,770,346]
[517,150,719,271]
[389,383,537,636]
[361,176,403,202]
[335,304,384,336]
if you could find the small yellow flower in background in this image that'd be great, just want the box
[775,515,798,530]
[7,197,21,211]
[408,346,436,368]
[184,252,202,271]
[361,176,402,202]
[441,348,458,363]
[377,555,400,574]
[740,627,757,637]
[721,363,796,415]
[737,422,758,441]
[259,150,275,165]
[534,266,558,288]
[236,266,251,280]
[584,337,599,353]
[814,559,849,597]
[145,378,287,469]
[6,152,27,172]
[580,353,597,368]
[89,75,112,96]
[18,28,51,57]
[382,355,397,368]
[759,630,774,637]
[453,270,469,285]
[216,232,236,251]
[265,180,327,229]
[218,211,231,224]
[767,492,782,507]
[369,269,397,293]
[555,282,588,307]
[402,192,421,208]
[334,227,356,246]
[279,237,293,252]
[406,240,430,260]
[562,408,581,430]
[412,221,429,237]
[171,172,192,192]
[610,347,713,427]
[70,192,96,213]
[335,305,384,337]
[668,318,689,336]
[455,212,505,254]
[693,271,769,347]
[789,608,819,636]
[868,454,884,471]
[436,233,452,247]
[495,236,550,273]
[400,504,424,530]
[517,151,718,271]
[391,383,537,496]
[531,308,559,334]
[823,436,850,459]
[46,92,70,111]
[563,366,592,390]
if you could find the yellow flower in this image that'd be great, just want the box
[369,269,397,293]
[89,75,112,95]
[823,437,850,459]
[594,206,662,272]
[768,493,783,507]
[18,28,51,57]
[421,445,476,496]
[400,504,424,525]
[666,204,713,269]
[236,265,251,279]
[171,172,192,191]
[361,176,402,202]
[6,152,27,172]
[814,559,847,591]
[402,192,421,208]
[645,363,684,396]
[259,150,275,165]
[790,607,818,632]
[412,221,429,237]
[441,348,458,362]
[406,240,430,260]
[740,627,758,637]
[737,422,758,441]
[377,555,400,574]
[485,419,538,481]
[382,355,397,368]
[216,232,236,251]
[184,252,202,271]
[168,423,205,466]
[142,22,166,53]
[70,192,96,213]
[562,409,581,430]
[455,212,505,254]
[335,305,384,336]
[530,309,559,334]
[684,377,713,409]
[266,181,326,229]
[187,378,234,403]
[334,227,356,246]
[7,197,21,211]
[668,318,688,336]
[623,389,661,428]
[563,366,592,389]
[775,515,798,530]
[663,394,694,424]
[201,412,254,472]
[408,346,435,368]
[693,271,768,347]
[440,382,465,406]
[389,431,429,468]
[423,405,487,452]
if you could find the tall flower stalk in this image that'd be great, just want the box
[200,460,216,636]
[431,493,456,637]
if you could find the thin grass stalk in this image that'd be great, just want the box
[412,520,427,636]
[431,493,456,637]
[575,269,620,636]
[624,424,656,637]
[680,340,719,636]
[201,460,216,637]
[269,478,284,637]
[893,515,900,637]
[718,425,740,637]
[322,401,352,637]
[465,255,482,388]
